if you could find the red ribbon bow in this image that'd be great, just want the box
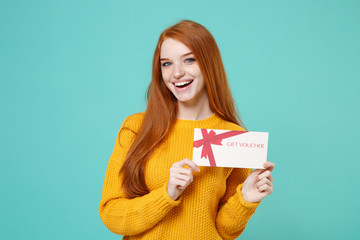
[193,129,247,167]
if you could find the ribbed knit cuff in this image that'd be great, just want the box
[161,183,182,207]
[237,183,261,209]
[222,184,260,218]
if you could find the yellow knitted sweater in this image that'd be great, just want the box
[99,113,260,239]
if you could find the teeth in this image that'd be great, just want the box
[174,81,191,87]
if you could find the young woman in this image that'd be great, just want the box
[99,20,275,239]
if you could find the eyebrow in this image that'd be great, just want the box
[160,52,193,61]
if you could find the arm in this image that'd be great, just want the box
[98,115,180,235]
[216,162,275,239]
[215,168,260,239]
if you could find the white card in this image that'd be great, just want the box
[192,128,269,169]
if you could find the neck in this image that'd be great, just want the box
[176,91,214,120]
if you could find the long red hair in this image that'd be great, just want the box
[120,20,246,198]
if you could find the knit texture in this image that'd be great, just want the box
[99,113,260,239]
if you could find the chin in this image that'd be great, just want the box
[174,94,194,103]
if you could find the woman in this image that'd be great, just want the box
[99,20,274,239]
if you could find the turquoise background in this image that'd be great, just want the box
[1,0,359,239]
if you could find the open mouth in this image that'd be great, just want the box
[173,80,194,88]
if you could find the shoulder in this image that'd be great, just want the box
[120,112,145,133]
[215,116,246,131]
[115,113,144,150]
[224,121,245,131]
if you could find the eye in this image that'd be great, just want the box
[185,58,195,63]
[162,62,171,67]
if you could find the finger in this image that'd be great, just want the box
[170,174,191,186]
[173,159,200,172]
[257,181,273,191]
[258,184,273,194]
[250,168,263,177]
[256,178,273,189]
[171,179,188,189]
[174,173,193,183]
[258,170,273,183]
[169,170,193,184]
[269,173,273,183]
[170,167,193,176]
[263,161,275,172]
[183,159,200,172]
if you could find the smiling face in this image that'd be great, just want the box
[160,38,207,106]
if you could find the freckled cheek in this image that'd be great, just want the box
[187,66,202,78]
[161,69,172,82]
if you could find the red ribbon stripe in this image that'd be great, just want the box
[193,129,247,167]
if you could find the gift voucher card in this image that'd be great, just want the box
[192,128,269,169]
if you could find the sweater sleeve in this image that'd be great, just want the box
[215,168,261,239]
[98,114,181,236]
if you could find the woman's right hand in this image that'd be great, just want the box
[167,158,200,201]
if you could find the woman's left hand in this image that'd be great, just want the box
[241,161,275,203]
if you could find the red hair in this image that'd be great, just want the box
[120,20,246,198]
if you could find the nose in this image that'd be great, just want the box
[173,63,185,79]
